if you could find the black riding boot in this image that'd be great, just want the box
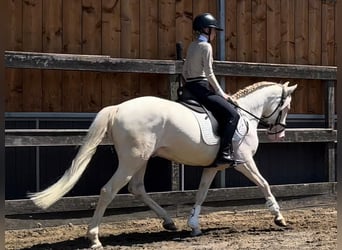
[213,125,245,166]
[214,143,245,166]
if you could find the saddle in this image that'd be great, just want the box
[177,86,220,145]
[177,86,248,145]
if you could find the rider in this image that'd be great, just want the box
[182,13,243,166]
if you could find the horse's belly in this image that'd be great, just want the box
[155,123,219,166]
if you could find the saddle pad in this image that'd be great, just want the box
[232,116,249,142]
[192,112,220,145]
[190,110,248,145]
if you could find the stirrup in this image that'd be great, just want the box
[213,155,245,167]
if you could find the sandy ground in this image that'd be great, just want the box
[5,195,336,250]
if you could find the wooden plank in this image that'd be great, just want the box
[208,0,217,22]
[138,0,158,97]
[120,0,140,101]
[6,0,23,111]
[101,0,122,106]
[42,0,62,112]
[101,0,121,57]
[158,0,176,97]
[5,51,177,73]
[257,128,337,143]
[140,0,158,59]
[294,1,309,64]
[192,0,208,17]
[62,0,82,112]
[5,69,23,111]
[251,0,267,62]
[280,0,295,63]
[159,0,176,60]
[327,142,336,182]
[4,128,337,147]
[237,0,252,62]
[5,51,337,80]
[266,0,281,63]
[294,1,308,114]
[81,0,102,112]
[22,0,42,111]
[307,0,322,114]
[236,1,253,92]
[212,60,336,79]
[322,0,335,66]
[175,0,193,52]
[225,0,237,61]
[325,80,336,128]
[5,182,336,215]
[225,0,238,93]
[308,0,321,65]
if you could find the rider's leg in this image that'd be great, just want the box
[214,121,245,166]
[183,81,243,165]
[205,95,243,166]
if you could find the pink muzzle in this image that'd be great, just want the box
[267,124,286,141]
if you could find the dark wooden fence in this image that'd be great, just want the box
[6,0,336,114]
[5,0,337,215]
[4,51,336,215]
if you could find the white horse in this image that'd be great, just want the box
[29,81,297,249]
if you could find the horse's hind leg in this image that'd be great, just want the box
[87,160,144,249]
[128,165,177,231]
[235,159,287,227]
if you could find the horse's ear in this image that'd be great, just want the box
[287,84,298,95]
[283,81,290,87]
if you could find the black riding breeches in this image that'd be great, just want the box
[184,80,240,145]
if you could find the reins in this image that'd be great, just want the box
[228,100,270,128]
[228,86,286,131]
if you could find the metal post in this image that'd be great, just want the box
[35,119,40,191]
[215,0,227,188]
[170,42,184,191]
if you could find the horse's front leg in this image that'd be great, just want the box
[235,160,287,227]
[188,168,218,236]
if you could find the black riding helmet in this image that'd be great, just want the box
[193,13,223,34]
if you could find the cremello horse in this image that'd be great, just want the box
[29,81,297,248]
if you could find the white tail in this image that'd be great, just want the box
[29,106,117,209]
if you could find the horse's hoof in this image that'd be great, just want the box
[190,228,202,237]
[163,221,177,231]
[274,216,287,227]
[88,236,103,249]
[90,243,103,249]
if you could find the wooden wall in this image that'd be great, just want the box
[6,0,336,114]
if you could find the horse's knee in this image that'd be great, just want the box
[99,186,114,204]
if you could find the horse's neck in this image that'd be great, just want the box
[237,88,274,126]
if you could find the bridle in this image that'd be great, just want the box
[229,86,288,135]
[261,86,287,135]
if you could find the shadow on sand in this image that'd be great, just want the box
[19,227,236,250]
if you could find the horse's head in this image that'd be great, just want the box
[264,82,297,141]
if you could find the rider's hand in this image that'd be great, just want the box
[226,94,237,104]
[222,93,230,100]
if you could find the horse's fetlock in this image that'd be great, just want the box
[265,197,280,215]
